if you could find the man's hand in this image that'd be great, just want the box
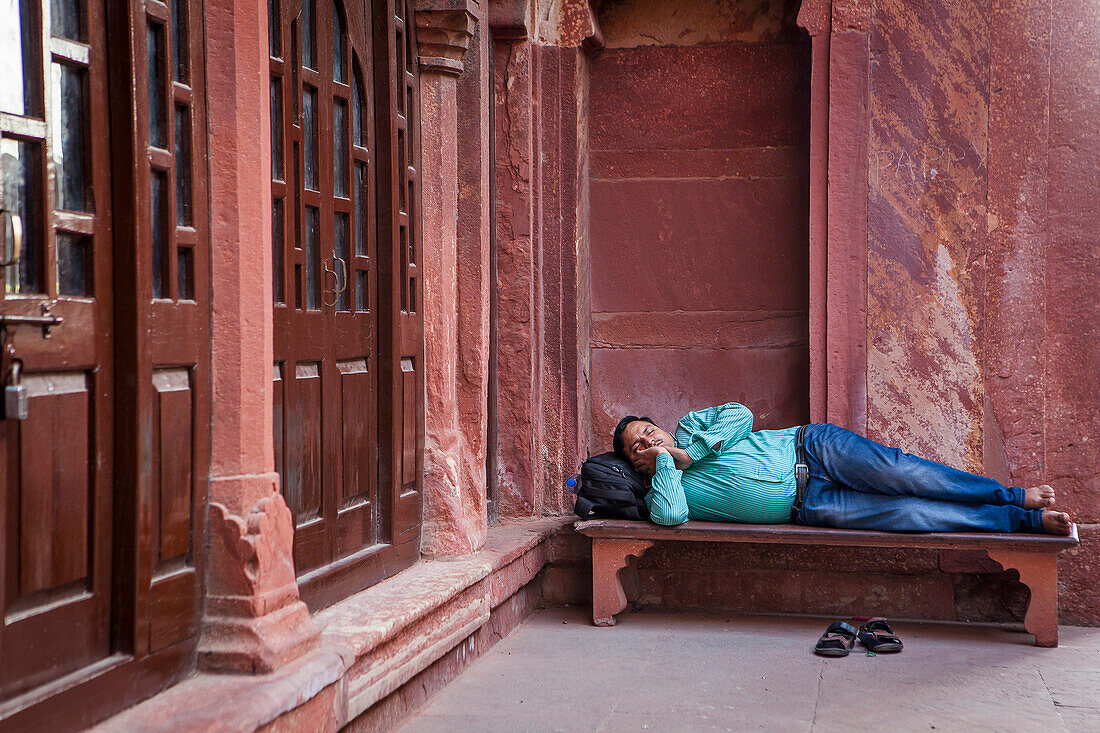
[631,446,669,475]
[667,446,693,471]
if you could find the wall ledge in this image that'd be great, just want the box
[93,517,572,732]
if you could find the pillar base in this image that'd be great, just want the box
[199,599,319,673]
[200,487,321,672]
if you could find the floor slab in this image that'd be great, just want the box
[399,608,1100,733]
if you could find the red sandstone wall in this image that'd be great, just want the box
[987,0,1100,623]
[587,0,811,447]
[573,0,1099,625]
[863,0,1099,623]
[865,0,989,470]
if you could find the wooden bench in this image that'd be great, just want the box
[574,519,1080,646]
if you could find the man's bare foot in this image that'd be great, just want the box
[1042,510,1072,536]
[1024,485,1056,509]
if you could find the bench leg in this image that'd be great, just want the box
[987,550,1059,647]
[591,539,653,627]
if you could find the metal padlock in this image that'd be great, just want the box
[4,360,27,421]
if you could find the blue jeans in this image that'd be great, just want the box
[796,423,1045,533]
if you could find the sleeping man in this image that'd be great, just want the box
[614,403,1073,535]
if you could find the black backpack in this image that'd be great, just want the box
[568,451,650,521]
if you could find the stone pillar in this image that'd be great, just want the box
[456,18,493,534]
[529,0,600,514]
[796,0,831,425]
[823,0,870,434]
[534,43,589,515]
[415,0,488,556]
[490,19,540,517]
[487,0,601,517]
[199,0,319,673]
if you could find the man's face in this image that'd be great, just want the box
[621,420,675,473]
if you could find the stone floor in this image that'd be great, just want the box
[398,606,1100,732]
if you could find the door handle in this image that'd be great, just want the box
[334,256,347,296]
[0,212,22,268]
[322,256,348,308]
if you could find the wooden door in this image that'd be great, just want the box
[271,0,422,610]
[112,0,211,666]
[376,0,424,576]
[0,0,115,699]
[0,0,209,725]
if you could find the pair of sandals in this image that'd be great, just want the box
[814,618,903,657]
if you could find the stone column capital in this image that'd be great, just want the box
[832,0,870,33]
[796,0,832,37]
[487,0,528,39]
[414,0,479,76]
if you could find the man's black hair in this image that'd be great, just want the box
[613,415,656,462]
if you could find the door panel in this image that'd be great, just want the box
[336,357,373,556]
[288,360,323,523]
[148,570,197,651]
[400,357,415,486]
[149,361,200,651]
[19,373,90,594]
[152,368,192,563]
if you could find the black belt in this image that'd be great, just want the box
[791,425,809,523]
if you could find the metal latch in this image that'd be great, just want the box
[0,302,64,338]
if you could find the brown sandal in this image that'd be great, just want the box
[857,618,903,653]
[814,620,858,657]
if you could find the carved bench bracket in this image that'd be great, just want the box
[591,538,653,626]
[986,549,1060,647]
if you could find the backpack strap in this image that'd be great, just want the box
[579,485,641,502]
[573,495,597,519]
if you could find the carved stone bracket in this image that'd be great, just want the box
[199,485,320,672]
[487,0,528,39]
[532,0,603,50]
[590,538,654,626]
[414,0,479,76]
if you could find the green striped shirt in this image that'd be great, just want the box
[646,403,799,525]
